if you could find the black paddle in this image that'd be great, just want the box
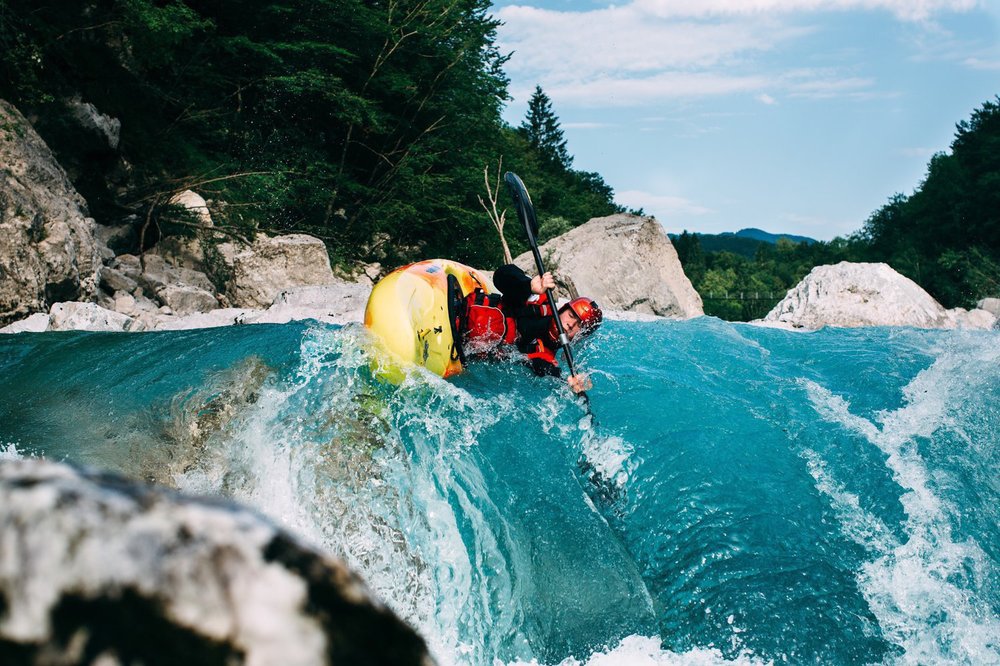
[504,171,590,406]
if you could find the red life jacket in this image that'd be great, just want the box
[462,289,518,356]
[462,288,562,372]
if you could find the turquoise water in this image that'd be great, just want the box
[1,318,998,665]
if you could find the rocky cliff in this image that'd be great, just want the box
[0,100,105,326]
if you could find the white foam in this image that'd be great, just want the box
[504,634,768,666]
[1,443,23,460]
[802,336,1000,663]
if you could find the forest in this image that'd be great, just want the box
[0,0,621,270]
[1,1,997,318]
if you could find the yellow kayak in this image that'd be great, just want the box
[364,259,494,382]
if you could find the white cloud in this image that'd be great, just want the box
[497,1,977,108]
[757,93,778,104]
[630,0,978,22]
[616,189,714,217]
[498,6,807,78]
[963,57,1000,70]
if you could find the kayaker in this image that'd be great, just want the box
[461,264,602,393]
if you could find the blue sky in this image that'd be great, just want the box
[490,0,1000,240]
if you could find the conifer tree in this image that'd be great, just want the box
[520,85,572,170]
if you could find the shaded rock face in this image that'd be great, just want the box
[224,234,337,309]
[760,262,999,330]
[0,459,433,666]
[513,214,703,318]
[0,99,105,326]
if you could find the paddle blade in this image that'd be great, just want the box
[504,171,539,240]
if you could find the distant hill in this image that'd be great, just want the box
[669,228,817,258]
[731,228,816,245]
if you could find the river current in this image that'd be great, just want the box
[1,318,998,665]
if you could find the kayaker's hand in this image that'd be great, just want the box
[530,272,555,295]
[567,373,592,394]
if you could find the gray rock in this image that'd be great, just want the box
[0,99,107,327]
[99,266,139,295]
[66,95,121,151]
[513,214,704,318]
[0,312,51,334]
[152,234,209,273]
[977,297,1000,318]
[94,219,139,255]
[154,283,219,316]
[758,262,998,330]
[226,234,336,309]
[0,458,433,666]
[112,254,216,313]
[49,302,136,332]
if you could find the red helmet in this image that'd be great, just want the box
[560,297,603,334]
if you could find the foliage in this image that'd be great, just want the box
[674,230,865,321]
[0,0,621,271]
[520,85,571,171]
[857,96,1000,307]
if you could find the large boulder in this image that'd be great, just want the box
[224,234,337,309]
[49,302,137,332]
[0,458,433,666]
[513,214,703,318]
[0,99,105,326]
[759,262,998,330]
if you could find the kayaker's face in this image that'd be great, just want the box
[560,309,581,340]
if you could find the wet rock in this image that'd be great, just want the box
[513,214,703,318]
[759,262,998,330]
[0,459,433,666]
[0,99,106,327]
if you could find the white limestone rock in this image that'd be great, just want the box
[0,458,432,666]
[977,297,1000,318]
[0,312,51,334]
[49,302,137,332]
[513,214,703,319]
[0,99,106,327]
[225,234,337,309]
[759,262,998,330]
[152,308,257,331]
[168,189,213,227]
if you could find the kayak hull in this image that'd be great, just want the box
[364,259,493,381]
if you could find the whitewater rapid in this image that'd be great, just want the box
[1,318,997,665]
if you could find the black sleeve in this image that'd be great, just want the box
[493,264,534,304]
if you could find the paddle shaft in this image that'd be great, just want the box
[504,172,588,401]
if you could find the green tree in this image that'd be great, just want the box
[520,85,571,171]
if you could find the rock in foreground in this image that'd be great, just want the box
[514,214,703,319]
[759,262,998,330]
[0,459,433,666]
